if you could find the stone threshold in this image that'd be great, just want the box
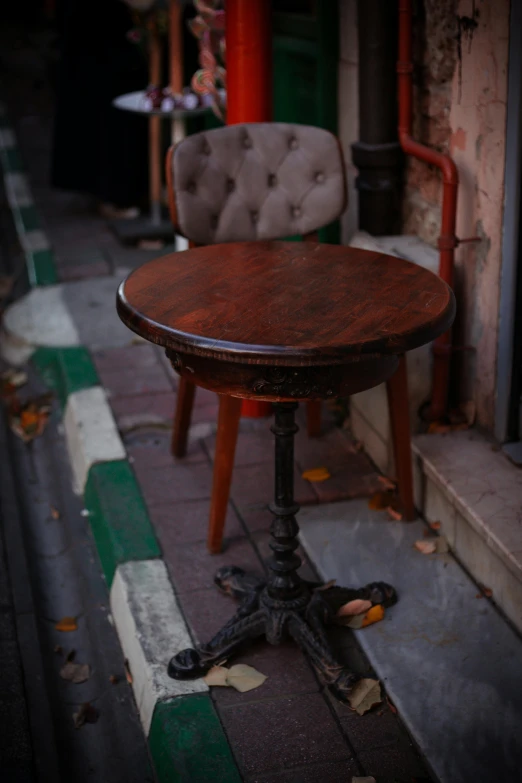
[413,427,522,634]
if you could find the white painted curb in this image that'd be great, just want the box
[110,560,207,735]
[64,386,126,493]
[2,286,80,356]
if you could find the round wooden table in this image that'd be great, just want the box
[117,241,455,702]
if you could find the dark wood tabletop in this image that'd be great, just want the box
[117,241,455,366]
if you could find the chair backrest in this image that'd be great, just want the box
[166,122,347,245]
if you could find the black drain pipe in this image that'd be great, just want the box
[351,0,402,235]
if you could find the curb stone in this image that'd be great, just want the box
[0,111,241,778]
[0,102,58,285]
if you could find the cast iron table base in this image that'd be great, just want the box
[168,402,397,702]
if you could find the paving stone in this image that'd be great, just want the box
[111,391,175,426]
[309,457,383,504]
[150,498,244,546]
[244,758,358,783]
[231,463,318,512]
[218,692,353,777]
[98,363,173,397]
[164,534,263,593]
[357,742,428,780]
[179,585,244,642]
[59,259,110,281]
[93,344,163,373]
[211,639,320,707]
[133,461,214,506]
[126,431,207,467]
[205,427,275,467]
[294,426,361,468]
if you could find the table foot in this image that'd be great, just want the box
[168,569,397,702]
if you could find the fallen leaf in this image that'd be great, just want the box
[73,702,99,729]
[204,666,229,687]
[352,778,376,783]
[336,599,372,618]
[377,475,396,491]
[368,490,396,510]
[427,422,451,434]
[9,393,52,443]
[348,678,382,715]
[1,369,28,395]
[225,664,267,693]
[55,616,78,632]
[301,466,331,483]
[414,540,436,555]
[386,696,398,714]
[478,584,493,598]
[429,520,441,530]
[338,613,365,629]
[361,604,385,627]
[124,659,133,684]
[386,506,402,521]
[60,662,90,684]
[50,505,61,520]
[435,535,449,554]
[109,675,118,685]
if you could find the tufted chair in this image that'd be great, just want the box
[166,123,415,553]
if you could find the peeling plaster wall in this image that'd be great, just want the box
[450,0,509,428]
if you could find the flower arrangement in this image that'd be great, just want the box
[188,0,227,121]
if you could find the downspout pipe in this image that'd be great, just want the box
[398,0,459,421]
[352,0,402,235]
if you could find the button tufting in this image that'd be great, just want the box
[268,173,277,187]
[289,136,298,150]
[315,172,325,184]
[292,206,302,219]
[243,135,252,149]
[251,210,259,223]
[226,178,235,193]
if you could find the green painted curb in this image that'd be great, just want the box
[0,107,58,286]
[33,346,100,409]
[149,695,241,783]
[84,460,161,586]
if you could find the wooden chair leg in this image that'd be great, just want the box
[386,354,416,521]
[171,377,196,458]
[306,400,322,437]
[207,394,242,554]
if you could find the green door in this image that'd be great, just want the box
[272,0,340,243]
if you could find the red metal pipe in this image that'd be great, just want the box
[398,0,458,420]
[226,0,272,417]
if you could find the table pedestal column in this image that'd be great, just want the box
[168,403,398,703]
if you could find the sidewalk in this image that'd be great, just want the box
[0,13,433,783]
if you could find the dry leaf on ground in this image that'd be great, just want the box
[109,675,118,685]
[55,616,78,632]
[124,659,133,684]
[50,505,61,520]
[348,678,382,715]
[204,666,229,687]
[301,466,331,483]
[368,490,396,510]
[1,369,28,396]
[204,663,267,693]
[429,520,441,530]
[477,584,493,598]
[386,696,398,714]
[316,579,337,592]
[377,475,396,491]
[60,661,90,684]
[386,506,402,521]
[9,393,52,443]
[414,540,437,555]
[73,702,99,729]
[336,599,372,618]
[361,604,385,628]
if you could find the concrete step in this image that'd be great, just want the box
[413,428,522,634]
[299,498,522,783]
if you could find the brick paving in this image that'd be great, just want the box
[2,17,434,780]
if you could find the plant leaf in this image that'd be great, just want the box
[368,490,395,510]
[348,678,382,715]
[60,662,90,684]
[377,475,396,491]
[225,664,267,693]
[301,466,331,483]
[73,702,99,729]
[386,506,402,521]
[55,616,78,632]
[336,599,372,618]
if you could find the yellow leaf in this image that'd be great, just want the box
[225,664,267,693]
[55,616,78,632]
[414,540,436,555]
[204,666,229,687]
[302,467,331,483]
[368,490,395,510]
[362,605,385,627]
[386,506,403,521]
[348,678,382,715]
